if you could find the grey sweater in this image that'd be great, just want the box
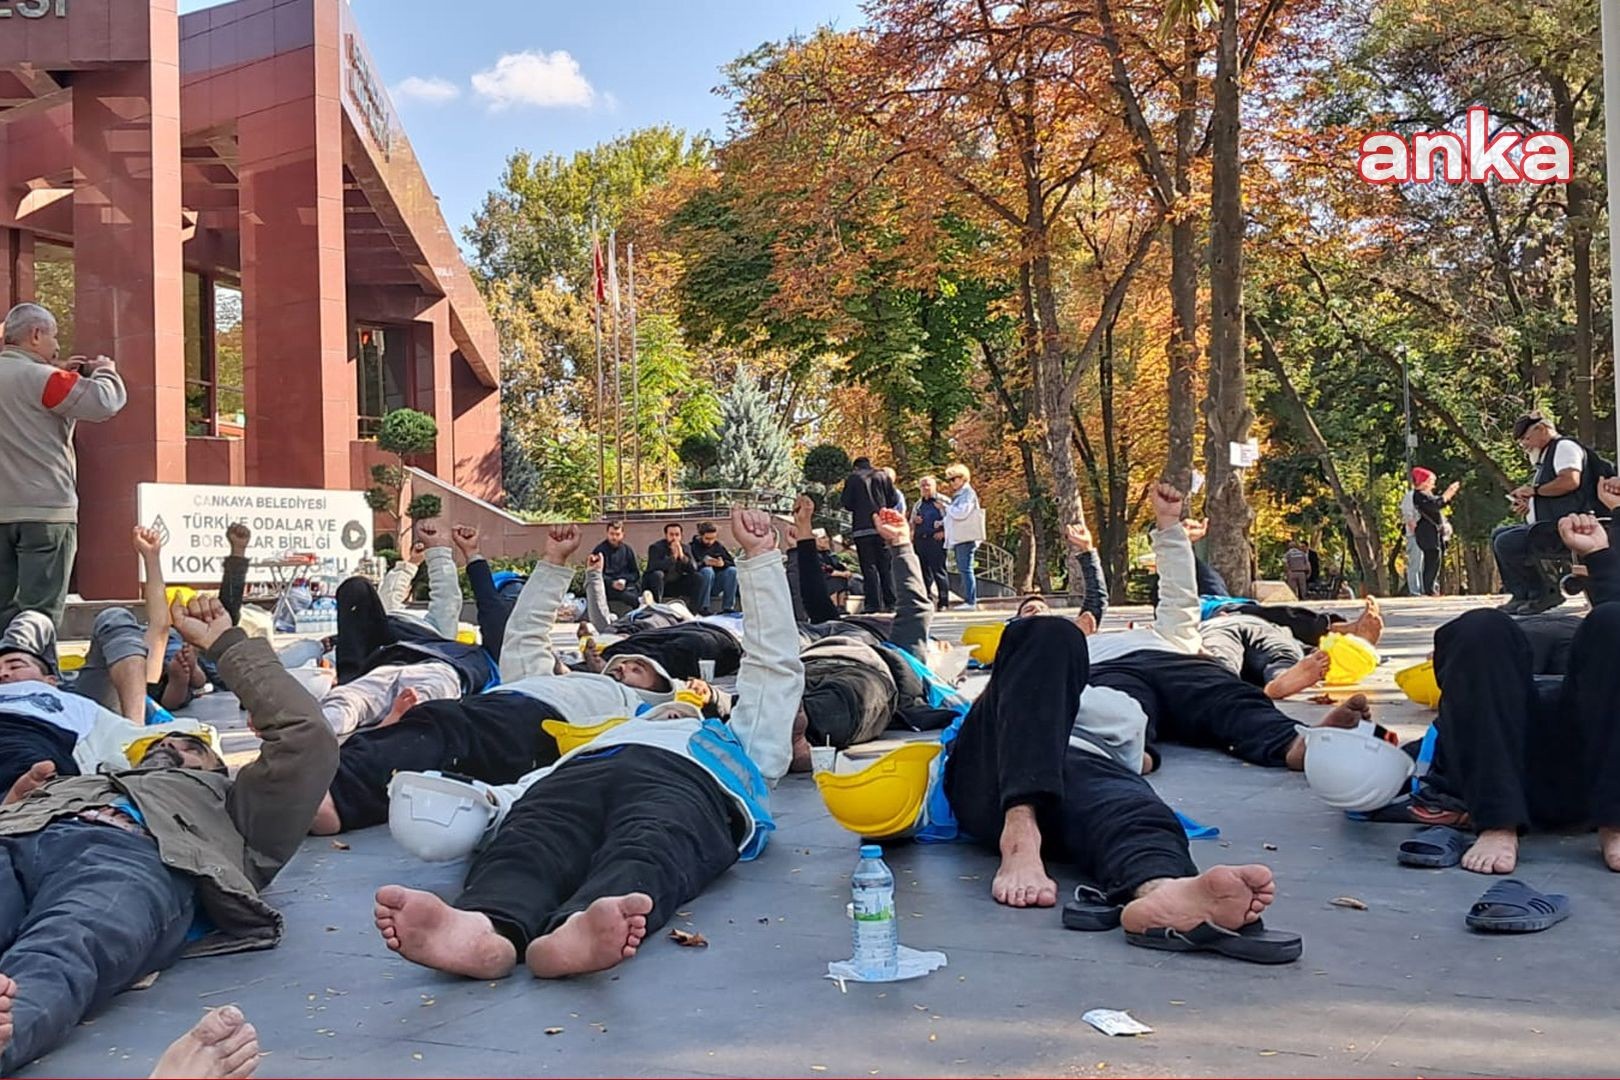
[0,348,127,523]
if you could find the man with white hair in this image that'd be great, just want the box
[0,302,126,628]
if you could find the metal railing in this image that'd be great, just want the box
[976,541,1014,587]
[594,488,800,518]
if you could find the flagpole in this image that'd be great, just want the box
[590,226,606,511]
[609,230,624,509]
[628,242,641,500]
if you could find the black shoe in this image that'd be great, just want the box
[1518,593,1566,615]
[1499,598,1530,615]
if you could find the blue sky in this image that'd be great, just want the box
[179,0,864,241]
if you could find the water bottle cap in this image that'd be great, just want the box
[858,844,882,859]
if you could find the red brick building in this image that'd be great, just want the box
[0,0,502,597]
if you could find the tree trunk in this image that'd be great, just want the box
[1202,0,1252,596]
[978,333,1052,592]
[1551,75,1596,445]
[1165,20,1200,492]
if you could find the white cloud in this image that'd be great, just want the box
[471,50,596,110]
[392,75,461,105]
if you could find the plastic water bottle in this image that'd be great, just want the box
[851,844,899,978]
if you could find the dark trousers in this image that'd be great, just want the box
[467,560,515,661]
[1228,602,1344,648]
[1492,523,1564,603]
[1199,616,1304,687]
[334,576,440,682]
[458,746,739,952]
[916,540,950,608]
[0,714,80,796]
[0,521,77,632]
[644,569,709,611]
[604,582,640,614]
[0,822,195,1074]
[853,534,896,613]
[328,692,562,829]
[602,623,742,679]
[1417,533,1443,596]
[1427,606,1620,830]
[943,617,1196,902]
[1091,653,1299,769]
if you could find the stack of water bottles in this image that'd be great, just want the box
[828,844,947,985]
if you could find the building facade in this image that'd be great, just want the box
[0,0,502,598]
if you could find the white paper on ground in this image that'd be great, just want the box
[825,945,947,985]
[1082,1009,1154,1036]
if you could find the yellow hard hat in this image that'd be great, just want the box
[961,622,1006,665]
[455,627,478,646]
[164,585,198,607]
[1394,659,1441,709]
[814,742,942,840]
[1320,632,1379,686]
[541,716,629,755]
[124,724,222,767]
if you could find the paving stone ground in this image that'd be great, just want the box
[21,596,1619,1078]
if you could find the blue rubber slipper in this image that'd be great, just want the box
[1465,879,1570,933]
[1398,825,1470,868]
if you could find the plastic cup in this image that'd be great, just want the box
[699,659,717,681]
[810,745,837,774]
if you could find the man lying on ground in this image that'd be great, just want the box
[1409,495,1620,875]
[372,506,802,980]
[1007,522,1108,633]
[0,596,336,1075]
[310,525,723,835]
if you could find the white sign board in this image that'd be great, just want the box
[1228,439,1261,468]
[137,483,373,584]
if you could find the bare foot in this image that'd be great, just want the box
[4,761,55,805]
[376,687,419,730]
[1461,829,1518,875]
[1285,693,1372,769]
[1264,651,1330,699]
[149,1005,260,1079]
[1601,827,1620,872]
[373,885,517,979]
[308,793,341,835]
[525,894,653,978]
[0,973,15,1061]
[992,805,1057,908]
[579,649,607,674]
[789,708,812,773]
[1121,865,1276,934]
[161,652,193,710]
[576,621,593,639]
[1346,597,1384,647]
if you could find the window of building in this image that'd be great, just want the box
[356,324,408,438]
[183,274,247,438]
[31,241,74,356]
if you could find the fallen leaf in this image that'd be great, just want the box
[1259,1050,1278,1056]
[1262,842,1278,851]
[545,1027,564,1036]
[129,972,160,991]
[757,917,770,924]
[669,929,708,948]
[329,839,350,851]
[324,926,339,932]
[1309,693,1335,705]
[1330,896,1368,911]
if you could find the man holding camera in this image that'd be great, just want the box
[0,303,126,629]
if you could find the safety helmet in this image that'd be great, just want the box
[1319,632,1380,686]
[124,723,223,767]
[541,716,630,755]
[1394,659,1441,709]
[960,623,1005,665]
[386,771,496,862]
[814,742,942,840]
[1297,724,1414,812]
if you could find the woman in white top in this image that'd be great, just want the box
[942,463,986,610]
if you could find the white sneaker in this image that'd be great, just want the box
[641,590,655,607]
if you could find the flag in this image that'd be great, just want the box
[592,235,606,305]
[607,230,621,312]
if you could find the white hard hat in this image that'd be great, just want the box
[386,771,496,862]
[1297,724,1414,812]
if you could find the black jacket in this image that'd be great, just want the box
[913,496,947,549]
[647,538,698,578]
[591,540,641,588]
[691,537,735,570]
[841,467,899,537]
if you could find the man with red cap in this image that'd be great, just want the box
[1410,467,1460,596]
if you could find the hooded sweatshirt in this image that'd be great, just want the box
[0,347,127,523]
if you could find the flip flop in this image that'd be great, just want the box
[1398,825,1470,868]
[1125,919,1302,964]
[1465,879,1570,934]
[1062,884,1122,931]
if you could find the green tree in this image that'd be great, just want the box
[715,372,796,493]
[501,418,541,512]
[366,409,439,544]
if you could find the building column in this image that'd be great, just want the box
[413,298,454,479]
[453,359,503,500]
[237,2,350,488]
[0,228,34,307]
[71,10,188,599]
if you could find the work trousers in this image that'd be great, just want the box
[645,567,712,612]
[916,539,950,609]
[319,660,462,738]
[602,623,742,679]
[327,692,561,830]
[853,534,895,613]
[334,576,442,683]
[458,746,739,952]
[943,617,1196,902]
[1491,523,1564,604]
[0,822,195,1074]
[1199,614,1305,687]
[1090,652,1299,769]
[0,522,76,632]
[1425,606,1620,831]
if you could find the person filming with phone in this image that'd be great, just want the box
[0,302,126,629]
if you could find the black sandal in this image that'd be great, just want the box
[1125,919,1303,964]
[1062,884,1122,931]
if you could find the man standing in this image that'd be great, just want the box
[646,522,711,611]
[1493,412,1586,614]
[590,522,641,613]
[0,303,126,629]
[1283,540,1311,600]
[691,521,739,614]
[913,475,950,609]
[841,457,899,613]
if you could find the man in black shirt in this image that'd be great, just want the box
[589,522,642,614]
[691,522,738,614]
[646,523,710,612]
[840,457,900,613]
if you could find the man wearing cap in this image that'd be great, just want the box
[0,595,337,1073]
[1494,412,1586,614]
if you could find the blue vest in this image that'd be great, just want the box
[687,719,776,861]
